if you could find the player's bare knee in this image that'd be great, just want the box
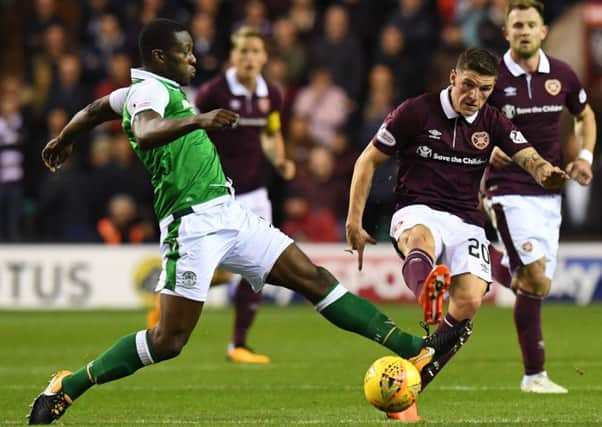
[401,225,435,254]
[517,263,550,297]
[149,328,188,361]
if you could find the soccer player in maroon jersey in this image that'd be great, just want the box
[346,47,568,421]
[193,26,295,363]
[484,0,597,394]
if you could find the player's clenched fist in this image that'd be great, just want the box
[42,138,73,172]
[196,109,239,130]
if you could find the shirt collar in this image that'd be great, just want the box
[131,68,180,88]
[503,49,550,76]
[439,87,478,124]
[225,67,268,97]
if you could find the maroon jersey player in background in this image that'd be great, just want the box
[346,47,568,422]
[147,26,295,364]
[194,26,295,364]
[484,0,597,394]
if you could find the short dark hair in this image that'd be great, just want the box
[456,48,499,77]
[506,0,545,22]
[138,18,188,65]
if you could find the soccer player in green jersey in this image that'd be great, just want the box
[28,19,471,424]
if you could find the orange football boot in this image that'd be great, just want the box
[387,403,422,422]
[418,265,451,325]
[226,346,271,364]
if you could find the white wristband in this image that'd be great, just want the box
[577,149,593,165]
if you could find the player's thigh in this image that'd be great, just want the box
[219,201,293,293]
[389,205,443,258]
[490,195,560,279]
[441,221,491,282]
[448,273,488,319]
[266,243,338,303]
[156,212,233,302]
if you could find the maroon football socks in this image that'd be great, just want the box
[515,290,545,375]
[232,279,262,347]
[402,248,434,299]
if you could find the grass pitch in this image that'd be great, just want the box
[1,304,601,426]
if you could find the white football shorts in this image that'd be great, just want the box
[489,194,561,279]
[389,204,492,283]
[156,195,293,302]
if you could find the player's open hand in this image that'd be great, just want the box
[537,164,569,190]
[566,159,593,185]
[197,109,240,130]
[345,222,376,271]
[42,138,73,172]
[489,147,513,168]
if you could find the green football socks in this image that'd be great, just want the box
[62,330,155,400]
[315,284,424,358]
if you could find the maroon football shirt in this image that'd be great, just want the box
[372,88,531,227]
[485,50,587,196]
[195,68,283,194]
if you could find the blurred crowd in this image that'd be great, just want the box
[0,0,599,244]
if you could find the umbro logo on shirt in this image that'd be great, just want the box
[504,86,517,97]
[427,129,442,140]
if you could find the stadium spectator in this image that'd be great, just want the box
[477,0,508,55]
[373,25,413,102]
[387,0,438,93]
[0,92,25,241]
[28,23,70,116]
[232,0,271,36]
[97,194,152,244]
[288,0,318,42]
[271,17,307,84]
[23,0,64,56]
[310,4,364,103]
[484,0,597,394]
[427,23,466,92]
[288,145,346,224]
[292,66,349,147]
[189,12,228,86]
[28,18,470,424]
[346,47,569,421]
[455,0,488,48]
[281,191,341,242]
[81,13,127,82]
[285,114,315,167]
[358,64,398,240]
[36,110,94,242]
[44,53,90,117]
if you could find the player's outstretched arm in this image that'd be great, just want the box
[132,108,239,150]
[566,104,597,185]
[42,94,122,172]
[345,143,389,271]
[513,146,569,190]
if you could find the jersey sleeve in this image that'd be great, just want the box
[108,87,128,114]
[563,66,587,116]
[492,110,532,156]
[371,98,421,156]
[125,79,169,118]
